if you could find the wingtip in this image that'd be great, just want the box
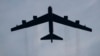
[11,28,14,32]
[88,28,92,32]
[90,29,92,32]
[11,27,16,32]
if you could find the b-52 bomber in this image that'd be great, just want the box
[11,6,92,43]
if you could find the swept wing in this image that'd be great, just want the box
[52,13,92,32]
[11,14,49,31]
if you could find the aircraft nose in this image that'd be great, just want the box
[48,6,52,14]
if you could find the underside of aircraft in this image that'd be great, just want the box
[11,6,92,43]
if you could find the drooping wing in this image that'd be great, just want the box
[11,14,49,31]
[52,13,92,32]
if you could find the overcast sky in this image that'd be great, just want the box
[0,0,100,56]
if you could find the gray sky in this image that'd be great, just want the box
[0,0,100,56]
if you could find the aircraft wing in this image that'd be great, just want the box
[11,14,49,31]
[52,13,92,32]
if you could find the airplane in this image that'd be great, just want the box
[11,6,92,43]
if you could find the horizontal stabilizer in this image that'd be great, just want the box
[53,34,63,40]
[41,34,63,40]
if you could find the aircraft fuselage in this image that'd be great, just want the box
[40,7,63,43]
[48,15,53,42]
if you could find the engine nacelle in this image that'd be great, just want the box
[33,16,37,20]
[64,16,68,20]
[75,20,80,24]
[22,20,26,24]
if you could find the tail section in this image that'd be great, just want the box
[41,34,63,43]
[52,34,63,40]
[41,34,51,40]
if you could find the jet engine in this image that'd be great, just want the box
[64,16,68,20]
[75,20,80,24]
[33,16,37,20]
[22,20,26,24]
